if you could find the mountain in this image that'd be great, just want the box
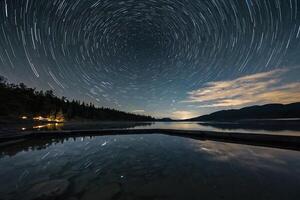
[187,103,300,121]
[0,76,154,122]
[157,118,174,122]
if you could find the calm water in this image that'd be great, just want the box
[0,134,300,200]
[6,120,300,136]
[134,121,300,136]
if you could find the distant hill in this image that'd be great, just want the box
[0,76,154,122]
[188,103,300,121]
[157,118,174,122]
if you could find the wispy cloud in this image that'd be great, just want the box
[184,69,300,108]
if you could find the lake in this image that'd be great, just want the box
[5,120,300,136]
[1,133,300,200]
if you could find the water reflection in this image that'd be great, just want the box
[0,137,81,157]
[32,123,64,130]
[199,119,300,132]
[1,121,153,132]
[0,134,300,200]
[134,121,300,136]
[2,120,300,136]
[190,140,300,172]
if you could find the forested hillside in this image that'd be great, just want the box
[188,103,300,121]
[0,76,154,121]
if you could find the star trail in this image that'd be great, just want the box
[1,0,300,119]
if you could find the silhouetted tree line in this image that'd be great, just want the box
[0,76,154,121]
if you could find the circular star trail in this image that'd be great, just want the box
[1,0,300,117]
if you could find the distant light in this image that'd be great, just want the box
[21,127,26,131]
[21,116,27,119]
[33,116,44,121]
[33,116,64,123]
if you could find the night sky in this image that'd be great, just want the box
[1,0,300,119]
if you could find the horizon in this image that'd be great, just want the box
[1,0,300,119]
[2,75,300,120]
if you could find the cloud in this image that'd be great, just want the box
[132,110,145,113]
[184,69,300,108]
[171,111,196,119]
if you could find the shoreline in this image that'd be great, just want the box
[0,128,300,151]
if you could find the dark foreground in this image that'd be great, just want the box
[1,133,300,200]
